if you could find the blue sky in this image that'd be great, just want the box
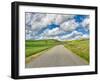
[25,13,89,40]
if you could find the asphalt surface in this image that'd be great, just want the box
[26,45,88,68]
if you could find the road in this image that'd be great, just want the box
[26,45,88,68]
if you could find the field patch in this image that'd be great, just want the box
[64,39,89,63]
[26,39,89,63]
[25,39,60,57]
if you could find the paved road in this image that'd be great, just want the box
[26,45,88,68]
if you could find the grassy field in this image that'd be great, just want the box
[26,39,89,63]
[25,39,60,57]
[64,39,89,63]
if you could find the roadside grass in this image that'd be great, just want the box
[26,39,89,63]
[25,39,60,57]
[64,39,89,63]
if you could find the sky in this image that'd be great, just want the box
[25,12,89,41]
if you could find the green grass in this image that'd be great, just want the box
[64,39,89,63]
[25,39,60,57]
[26,39,89,63]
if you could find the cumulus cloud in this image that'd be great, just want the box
[81,17,89,27]
[41,27,65,37]
[60,31,83,40]
[25,12,89,40]
[60,19,78,32]
[81,17,90,32]
[26,13,75,31]
[55,15,75,24]
[25,13,32,25]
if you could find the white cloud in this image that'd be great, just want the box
[55,15,75,24]
[60,31,83,40]
[60,19,78,32]
[41,14,56,25]
[30,30,89,41]
[25,13,32,25]
[82,34,89,39]
[36,27,65,40]
[25,13,89,40]
[29,14,56,32]
[39,30,83,41]
[25,30,32,34]
[26,13,75,32]
[26,13,75,40]
[43,36,60,40]
[30,14,47,31]
[81,17,89,28]
[45,28,60,36]
[36,28,64,41]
